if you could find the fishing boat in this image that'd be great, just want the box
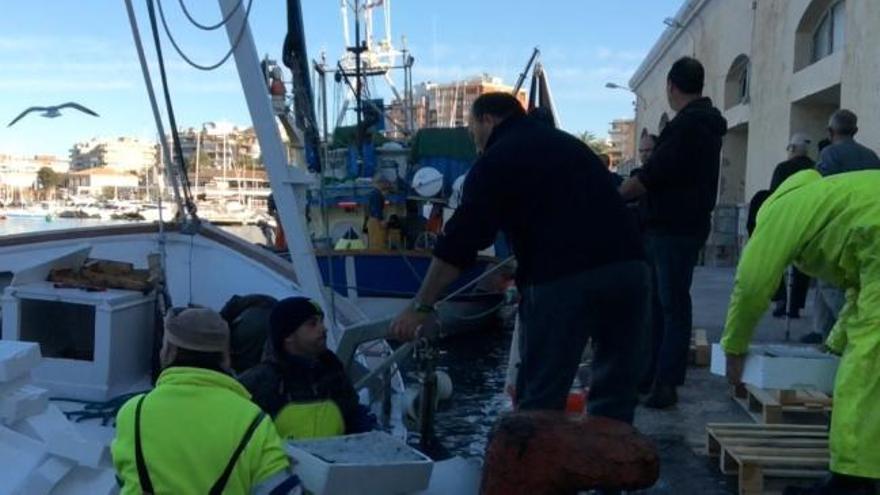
[261,0,512,337]
[0,1,488,493]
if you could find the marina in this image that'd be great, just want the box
[3,0,879,493]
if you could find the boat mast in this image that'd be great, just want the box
[351,0,365,175]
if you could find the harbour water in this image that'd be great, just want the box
[431,325,512,458]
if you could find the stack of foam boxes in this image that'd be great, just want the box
[0,341,118,495]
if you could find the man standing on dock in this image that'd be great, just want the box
[723,169,880,495]
[619,57,727,409]
[391,92,649,424]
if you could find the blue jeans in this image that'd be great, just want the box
[644,235,704,387]
[516,260,650,424]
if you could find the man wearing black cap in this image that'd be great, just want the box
[240,297,376,440]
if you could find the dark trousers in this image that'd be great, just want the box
[516,260,650,424]
[773,267,810,311]
[644,234,703,387]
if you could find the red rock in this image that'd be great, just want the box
[480,411,659,495]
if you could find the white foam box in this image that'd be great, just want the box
[49,466,118,495]
[0,425,48,495]
[0,341,41,382]
[14,405,106,468]
[0,382,49,426]
[287,431,433,495]
[711,343,839,393]
[20,456,76,495]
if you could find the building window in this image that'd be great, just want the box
[724,55,750,109]
[812,1,845,63]
[738,63,750,102]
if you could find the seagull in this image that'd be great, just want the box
[7,102,99,127]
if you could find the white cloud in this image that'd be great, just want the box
[412,65,506,83]
[595,46,645,62]
[0,79,134,92]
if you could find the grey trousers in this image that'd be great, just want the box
[516,260,650,424]
[814,279,846,336]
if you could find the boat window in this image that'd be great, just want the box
[20,299,96,361]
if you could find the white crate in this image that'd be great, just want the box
[711,343,839,393]
[0,383,48,426]
[2,282,155,401]
[0,425,48,495]
[287,431,433,495]
[0,341,41,383]
[15,405,105,468]
[49,466,118,495]
[20,456,75,495]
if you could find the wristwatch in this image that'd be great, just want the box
[413,300,436,314]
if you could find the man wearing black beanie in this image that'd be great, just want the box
[240,297,376,439]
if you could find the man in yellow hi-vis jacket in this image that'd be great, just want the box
[722,169,880,495]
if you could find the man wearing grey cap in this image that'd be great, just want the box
[767,133,816,319]
[770,133,815,191]
[112,308,302,495]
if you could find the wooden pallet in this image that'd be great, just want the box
[732,384,832,424]
[689,328,710,366]
[706,423,829,495]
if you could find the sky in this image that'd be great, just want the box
[0,0,681,158]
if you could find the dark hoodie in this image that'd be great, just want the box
[238,343,376,435]
[636,97,727,239]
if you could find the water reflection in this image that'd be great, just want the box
[432,325,513,458]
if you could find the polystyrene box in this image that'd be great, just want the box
[711,343,839,393]
[0,341,41,383]
[2,282,155,401]
[287,431,433,495]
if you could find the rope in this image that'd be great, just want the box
[147,0,198,217]
[123,0,184,215]
[52,392,149,426]
[436,256,515,307]
[156,0,254,71]
[443,301,507,322]
[400,253,424,284]
[178,0,243,31]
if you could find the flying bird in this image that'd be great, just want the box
[7,102,99,127]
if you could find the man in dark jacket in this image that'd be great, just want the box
[768,134,815,319]
[620,57,728,408]
[391,92,649,424]
[220,294,278,374]
[770,133,815,191]
[239,297,375,440]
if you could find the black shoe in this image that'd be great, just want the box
[799,332,825,344]
[787,309,801,319]
[784,473,878,495]
[644,384,677,409]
